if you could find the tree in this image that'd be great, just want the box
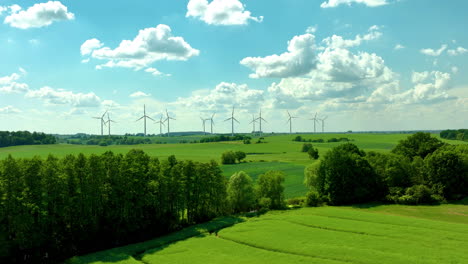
[301,143,312,152]
[307,143,382,205]
[425,149,467,200]
[221,151,236,164]
[366,152,412,188]
[257,171,285,209]
[227,171,256,213]
[307,147,319,160]
[234,151,246,163]
[392,132,444,160]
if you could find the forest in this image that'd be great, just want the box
[440,129,468,141]
[0,131,56,148]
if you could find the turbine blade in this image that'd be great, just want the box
[136,116,144,121]
[101,110,108,118]
[234,118,240,124]
[147,116,155,121]
[261,117,267,123]
[224,118,231,122]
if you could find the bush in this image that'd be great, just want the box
[286,197,305,207]
[293,136,303,142]
[301,143,313,152]
[392,132,444,160]
[307,147,319,160]
[227,171,256,213]
[221,151,237,164]
[257,171,286,209]
[305,191,321,207]
[235,151,247,163]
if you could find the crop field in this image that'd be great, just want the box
[68,203,468,264]
[1,133,465,199]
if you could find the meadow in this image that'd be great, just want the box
[1,133,464,198]
[68,202,468,264]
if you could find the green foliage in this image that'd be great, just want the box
[307,143,382,205]
[305,190,321,207]
[424,148,467,200]
[227,171,256,213]
[366,152,412,188]
[221,151,237,164]
[0,131,56,147]
[307,147,319,160]
[234,151,246,163]
[392,132,444,160]
[440,129,468,141]
[301,143,313,152]
[0,150,227,263]
[256,171,286,209]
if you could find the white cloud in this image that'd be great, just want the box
[175,82,264,111]
[321,0,388,8]
[0,6,7,15]
[83,24,199,71]
[186,0,263,26]
[322,25,382,49]
[0,105,21,114]
[80,38,103,56]
[452,66,458,74]
[394,44,405,50]
[0,70,29,94]
[240,34,317,78]
[26,86,101,107]
[145,67,170,76]
[4,1,74,29]
[396,71,453,104]
[130,91,151,98]
[447,46,468,56]
[420,44,447,56]
[306,25,318,34]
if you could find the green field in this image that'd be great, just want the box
[68,202,468,264]
[1,133,465,199]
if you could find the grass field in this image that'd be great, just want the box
[1,133,465,198]
[68,203,468,264]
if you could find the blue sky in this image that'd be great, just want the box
[0,0,467,134]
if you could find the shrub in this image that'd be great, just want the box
[392,132,444,160]
[257,171,286,209]
[227,171,256,213]
[305,191,321,207]
[286,197,305,207]
[301,143,313,152]
[293,136,303,142]
[234,151,247,163]
[307,147,319,160]
[221,151,236,164]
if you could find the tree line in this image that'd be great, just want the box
[440,129,468,141]
[0,131,56,148]
[305,132,468,205]
[0,150,228,263]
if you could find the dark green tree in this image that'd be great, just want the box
[257,171,285,209]
[227,171,256,213]
[392,132,444,160]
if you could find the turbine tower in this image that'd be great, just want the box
[319,116,328,133]
[224,106,239,136]
[255,109,267,136]
[286,110,298,134]
[155,115,165,136]
[136,104,154,136]
[206,113,215,134]
[249,114,257,134]
[200,116,207,135]
[165,109,176,137]
[93,110,107,136]
[105,113,116,136]
[309,112,318,133]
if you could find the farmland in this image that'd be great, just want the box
[0,133,465,199]
[68,202,468,264]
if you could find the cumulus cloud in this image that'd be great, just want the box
[321,0,388,8]
[0,105,21,114]
[130,91,151,98]
[322,25,382,49]
[0,70,29,93]
[26,86,101,107]
[175,82,264,111]
[394,71,454,104]
[420,44,447,56]
[240,34,317,78]
[82,24,199,71]
[144,67,170,76]
[80,38,103,56]
[4,1,74,29]
[447,46,468,56]
[186,0,263,26]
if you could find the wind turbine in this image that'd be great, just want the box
[309,112,319,133]
[206,113,215,134]
[136,104,154,136]
[154,114,165,136]
[224,106,239,136]
[200,116,207,135]
[319,116,328,133]
[249,114,257,134]
[165,109,176,137]
[255,109,267,136]
[105,113,116,136]
[93,110,107,136]
[286,110,298,134]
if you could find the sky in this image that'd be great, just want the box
[0,0,467,135]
